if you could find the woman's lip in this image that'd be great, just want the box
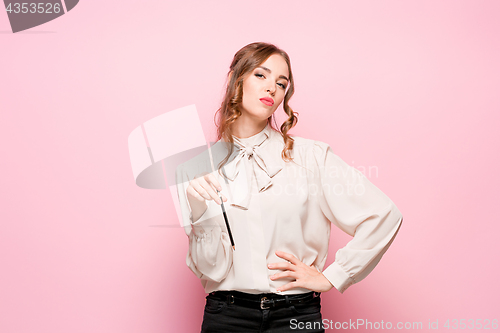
[260,98,274,106]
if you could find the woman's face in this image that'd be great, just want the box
[239,54,290,122]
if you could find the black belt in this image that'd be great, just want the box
[208,290,320,310]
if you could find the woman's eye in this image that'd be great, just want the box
[255,73,286,89]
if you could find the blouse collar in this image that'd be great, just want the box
[222,123,285,210]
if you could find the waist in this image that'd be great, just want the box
[208,290,320,310]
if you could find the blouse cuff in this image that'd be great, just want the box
[190,206,210,224]
[189,206,223,237]
[322,262,354,294]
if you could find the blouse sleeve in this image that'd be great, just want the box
[312,141,403,293]
[175,164,233,283]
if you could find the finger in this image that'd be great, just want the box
[186,185,207,203]
[275,251,300,265]
[270,271,297,280]
[191,179,221,205]
[198,180,222,205]
[189,181,212,202]
[191,174,226,204]
[205,173,223,192]
[277,281,299,293]
[205,174,228,202]
[268,262,295,271]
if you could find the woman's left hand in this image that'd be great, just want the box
[268,250,334,293]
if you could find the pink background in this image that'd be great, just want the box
[1,1,499,332]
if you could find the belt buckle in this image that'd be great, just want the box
[260,296,271,310]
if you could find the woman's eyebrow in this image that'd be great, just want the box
[256,66,289,82]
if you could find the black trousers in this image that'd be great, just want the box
[201,291,325,333]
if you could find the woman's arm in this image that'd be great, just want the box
[175,164,233,283]
[313,141,403,293]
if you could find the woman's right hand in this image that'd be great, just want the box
[186,172,227,221]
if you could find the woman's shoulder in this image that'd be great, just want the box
[266,129,333,159]
[287,135,351,171]
[290,134,331,151]
[287,134,334,163]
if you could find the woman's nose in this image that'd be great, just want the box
[266,84,276,95]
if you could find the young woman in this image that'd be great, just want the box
[175,42,403,332]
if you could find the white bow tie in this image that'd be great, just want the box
[222,129,284,210]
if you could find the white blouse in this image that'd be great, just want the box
[175,123,403,295]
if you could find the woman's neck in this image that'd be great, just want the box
[231,119,268,139]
